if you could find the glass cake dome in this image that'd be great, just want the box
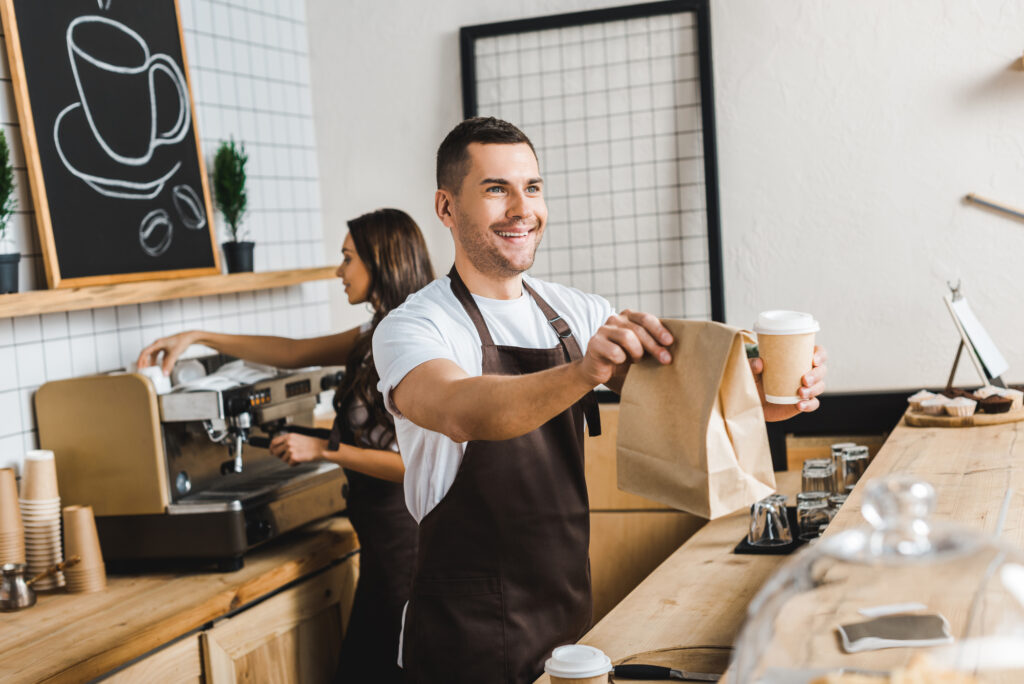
[730,475,1024,683]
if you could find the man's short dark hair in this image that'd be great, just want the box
[436,117,537,192]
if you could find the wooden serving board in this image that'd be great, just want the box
[904,407,1024,428]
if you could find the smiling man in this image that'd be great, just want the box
[372,117,825,683]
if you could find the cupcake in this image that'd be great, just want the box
[978,395,1013,414]
[945,397,977,417]
[907,390,936,412]
[974,385,1003,399]
[919,397,950,416]
[1002,388,1023,411]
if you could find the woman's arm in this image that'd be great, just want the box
[137,327,364,375]
[269,432,405,483]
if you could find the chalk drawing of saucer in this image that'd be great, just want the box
[53,102,181,200]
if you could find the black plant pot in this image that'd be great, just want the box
[0,252,19,294]
[222,241,254,273]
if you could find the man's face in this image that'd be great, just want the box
[446,142,547,278]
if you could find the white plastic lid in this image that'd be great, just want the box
[544,645,612,678]
[753,310,820,335]
[24,449,54,461]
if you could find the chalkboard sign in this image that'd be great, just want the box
[0,0,220,288]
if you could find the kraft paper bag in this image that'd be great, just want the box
[617,319,776,519]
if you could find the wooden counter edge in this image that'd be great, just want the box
[1,516,358,684]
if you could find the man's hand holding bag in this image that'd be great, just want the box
[616,319,776,520]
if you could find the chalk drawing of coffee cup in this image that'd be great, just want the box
[68,15,190,167]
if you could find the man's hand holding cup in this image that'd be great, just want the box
[750,310,827,422]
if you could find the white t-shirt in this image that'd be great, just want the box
[373,274,614,522]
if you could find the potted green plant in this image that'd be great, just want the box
[213,138,252,273]
[0,129,18,294]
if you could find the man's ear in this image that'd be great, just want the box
[435,189,456,229]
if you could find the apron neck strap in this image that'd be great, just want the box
[447,266,496,347]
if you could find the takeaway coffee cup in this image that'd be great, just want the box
[544,644,612,684]
[753,311,819,405]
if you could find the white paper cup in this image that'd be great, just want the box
[753,311,819,405]
[137,365,172,394]
[545,645,612,684]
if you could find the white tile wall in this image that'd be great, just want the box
[0,0,331,467]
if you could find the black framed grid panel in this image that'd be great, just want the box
[460,0,724,322]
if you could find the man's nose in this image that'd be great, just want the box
[506,190,533,220]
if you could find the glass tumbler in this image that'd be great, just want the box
[797,499,831,541]
[801,464,835,495]
[840,446,870,492]
[829,442,857,491]
[748,496,793,547]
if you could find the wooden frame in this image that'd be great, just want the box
[0,0,221,288]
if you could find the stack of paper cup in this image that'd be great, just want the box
[62,505,106,592]
[19,450,64,590]
[0,468,25,564]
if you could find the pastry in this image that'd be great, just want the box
[907,390,936,412]
[940,388,974,400]
[919,397,949,416]
[977,394,1013,414]
[973,385,1003,399]
[1001,388,1023,411]
[944,397,977,417]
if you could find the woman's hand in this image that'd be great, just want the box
[137,331,200,375]
[750,345,827,422]
[269,433,327,466]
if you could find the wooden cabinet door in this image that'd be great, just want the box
[202,557,358,684]
[100,635,203,683]
[590,511,704,621]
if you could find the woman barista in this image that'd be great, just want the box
[136,208,434,682]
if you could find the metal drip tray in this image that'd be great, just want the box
[168,462,341,514]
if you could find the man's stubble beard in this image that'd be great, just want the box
[453,208,542,279]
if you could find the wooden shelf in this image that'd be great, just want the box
[0,266,337,318]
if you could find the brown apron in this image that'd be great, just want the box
[402,268,601,684]
[330,394,417,683]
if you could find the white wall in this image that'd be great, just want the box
[306,0,1024,391]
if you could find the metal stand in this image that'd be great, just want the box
[945,340,968,393]
[944,281,1006,390]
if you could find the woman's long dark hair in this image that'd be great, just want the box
[335,208,434,449]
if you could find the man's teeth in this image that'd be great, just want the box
[496,231,527,237]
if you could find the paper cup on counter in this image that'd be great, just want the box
[753,311,819,405]
[63,506,104,567]
[0,468,25,564]
[19,450,60,501]
[63,505,106,593]
[545,645,612,684]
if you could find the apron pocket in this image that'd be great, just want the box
[408,576,506,683]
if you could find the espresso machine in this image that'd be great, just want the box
[35,356,347,571]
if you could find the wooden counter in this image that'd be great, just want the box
[536,414,1024,682]
[0,516,358,683]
